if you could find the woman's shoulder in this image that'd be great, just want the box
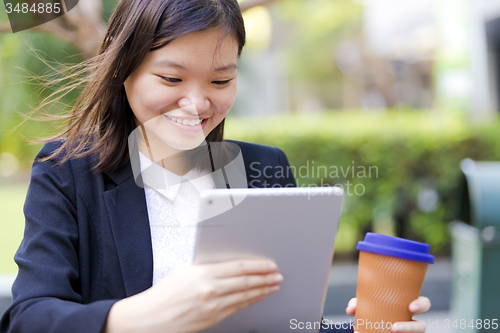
[37,138,66,156]
[29,138,113,208]
[35,138,99,167]
[32,138,103,185]
[32,138,72,171]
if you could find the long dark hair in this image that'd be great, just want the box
[26,0,245,173]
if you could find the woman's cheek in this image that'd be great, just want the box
[219,86,238,111]
[143,94,173,117]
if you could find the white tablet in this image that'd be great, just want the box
[193,186,344,333]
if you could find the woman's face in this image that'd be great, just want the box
[124,28,239,154]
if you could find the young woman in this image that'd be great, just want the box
[0,1,431,332]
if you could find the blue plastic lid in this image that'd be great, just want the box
[356,233,435,264]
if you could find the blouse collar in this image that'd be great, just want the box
[138,150,215,201]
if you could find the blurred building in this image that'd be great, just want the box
[335,0,435,110]
[475,0,500,118]
[346,0,500,118]
[435,0,500,120]
[232,5,289,116]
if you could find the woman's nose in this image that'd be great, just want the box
[178,95,210,115]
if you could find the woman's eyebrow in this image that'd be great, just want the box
[153,59,186,70]
[152,59,238,72]
[213,63,238,72]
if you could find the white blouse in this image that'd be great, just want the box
[138,151,215,286]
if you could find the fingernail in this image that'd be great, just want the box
[269,285,280,293]
[269,262,278,271]
[409,302,420,312]
[274,273,283,283]
[392,322,406,332]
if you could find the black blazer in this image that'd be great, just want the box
[0,139,350,333]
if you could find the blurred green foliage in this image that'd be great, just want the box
[273,0,363,108]
[225,112,500,256]
[0,33,83,165]
[0,183,28,273]
[0,0,118,167]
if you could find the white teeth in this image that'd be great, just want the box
[167,116,203,126]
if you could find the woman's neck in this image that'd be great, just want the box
[137,136,190,176]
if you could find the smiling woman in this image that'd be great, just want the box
[0,0,431,332]
[124,28,239,157]
[19,0,247,175]
[0,1,294,332]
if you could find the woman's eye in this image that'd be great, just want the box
[160,77,182,83]
[212,79,232,85]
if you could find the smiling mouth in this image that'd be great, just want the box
[165,115,207,126]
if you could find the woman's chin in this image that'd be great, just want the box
[166,138,206,151]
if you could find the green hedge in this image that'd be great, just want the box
[225,111,500,256]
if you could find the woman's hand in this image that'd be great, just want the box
[105,259,283,333]
[345,296,431,333]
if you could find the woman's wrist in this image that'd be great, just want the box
[104,292,182,333]
[104,298,137,333]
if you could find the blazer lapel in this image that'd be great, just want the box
[102,159,153,297]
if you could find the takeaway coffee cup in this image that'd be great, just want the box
[354,233,435,333]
